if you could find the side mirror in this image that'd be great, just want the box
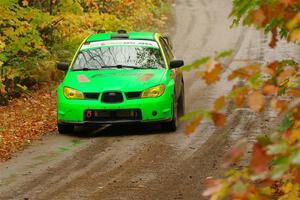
[169,60,184,69]
[56,62,69,71]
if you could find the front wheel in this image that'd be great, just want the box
[58,124,74,134]
[161,96,178,132]
[178,85,185,117]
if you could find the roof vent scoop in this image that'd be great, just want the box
[112,30,129,39]
[117,30,127,34]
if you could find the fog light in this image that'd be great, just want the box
[86,110,92,118]
[152,110,157,116]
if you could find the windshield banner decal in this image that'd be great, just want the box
[81,40,159,51]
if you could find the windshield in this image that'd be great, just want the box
[72,44,165,71]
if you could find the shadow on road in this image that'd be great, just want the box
[69,123,170,138]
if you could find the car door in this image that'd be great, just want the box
[159,37,183,100]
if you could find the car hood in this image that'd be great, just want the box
[63,69,167,92]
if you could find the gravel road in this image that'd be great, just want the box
[1,0,300,199]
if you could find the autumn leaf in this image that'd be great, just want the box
[232,95,245,107]
[269,28,278,48]
[270,99,288,114]
[230,86,248,107]
[202,62,223,85]
[22,0,29,6]
[0,83,57,161]
[282,130,292,142]
[202,177,223,197]
[245,64,261,75]
[264,61,279,77]
[250,144,272,173]
[281,0,298,7]
[262,84,278,96]
[286,89,300,97]
[0,86,7,94]
[214,96,225,111]
[228,65,260,81]
[228,69,248,81]
[195,71,204,78]
[224,139,247,166]
[288,28,300,42]
[247,91,265,112]
[277,68,295,84]
[184,115,202,136]
[212,112,226,127]
[291,168,300,184]
[288,128,300,144]
[251,9,266,26]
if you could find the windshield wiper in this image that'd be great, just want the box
[72,67,99,71]
[101,65,141,69]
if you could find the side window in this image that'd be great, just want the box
[159,38,171,64]
[162,38,174,58]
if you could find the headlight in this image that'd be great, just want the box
[63,87,84,99]
[141,85,165,98]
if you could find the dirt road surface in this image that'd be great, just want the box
[1,0,300,199]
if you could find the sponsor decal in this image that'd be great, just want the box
[138,73,154,81]
[77,74,90,82]
[81,40,159,51]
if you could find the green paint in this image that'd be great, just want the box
[86,32,155,42]
[57,32,175,124]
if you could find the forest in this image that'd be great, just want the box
[0,0,169,160]
[0,0,169,105]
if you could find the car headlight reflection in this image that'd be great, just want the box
[141,85,165,98]
[63,87,84,100]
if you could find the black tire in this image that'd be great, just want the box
[178,85,185,117]
[58,124,74,134]
[161,95,178,132]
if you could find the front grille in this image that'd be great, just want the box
[84,109,142,121]
[125,92,142,100]
[84,93,100,100]
[101,91,123,103]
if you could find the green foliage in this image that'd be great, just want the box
[0,0,169,104]
[181,57,210,72]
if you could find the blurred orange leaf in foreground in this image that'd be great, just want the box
[214,96,225,111]
[202,63,223,85]
[184,116,202,136]
[250,144,272,173]
[212,112,226,127]
[247,91,265,112]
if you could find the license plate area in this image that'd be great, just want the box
[84,109,142,121]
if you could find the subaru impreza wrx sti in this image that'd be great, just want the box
[56,31,185,134]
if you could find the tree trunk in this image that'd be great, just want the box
[49,0,53,15]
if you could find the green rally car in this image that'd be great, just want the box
[56,31,185,134]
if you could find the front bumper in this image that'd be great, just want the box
[57,92,173,124]
[58,118,172,125]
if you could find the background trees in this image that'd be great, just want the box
[0,0,169,160]
[0,0,169,105]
